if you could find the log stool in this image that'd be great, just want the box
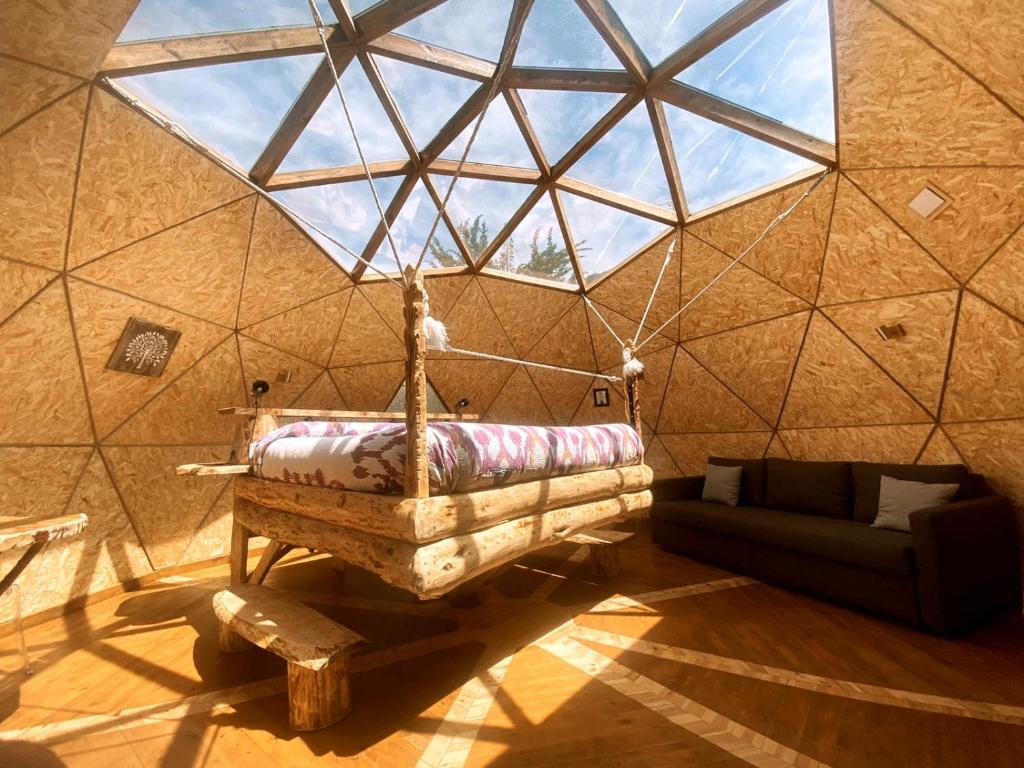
[213,584,365,731]
[566,529,634,578]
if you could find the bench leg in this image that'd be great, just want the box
[218,623,251,653]
[287,657,350,731]
[589,544,621,578]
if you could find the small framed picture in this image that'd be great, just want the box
[593,387,610,407]
[106,317,181,378]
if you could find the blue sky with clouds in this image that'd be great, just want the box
[115,0,834,276]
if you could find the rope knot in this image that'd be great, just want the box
[622,344,644,380]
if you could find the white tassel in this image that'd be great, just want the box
[622,345,644,379]
[424,315,450,351]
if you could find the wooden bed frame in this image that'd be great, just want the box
[178,266,652,600]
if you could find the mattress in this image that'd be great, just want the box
[250,420,643,496]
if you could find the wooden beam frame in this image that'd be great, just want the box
[645,97,688,221]
[504,88,550,177]
[652,81,836,167]
[250,51,356,185]
[549,187,588,288]
[357,50,421,161]
[424,159,541,183]
[266,159,413,191]
[504,67,636,93]
[355,172,419,279]
[554,177,677,225]
[575,0,650,83]
[354,0,447,41]
[648,0,788,85]
[367,34,496,81]
[99,27,349,77]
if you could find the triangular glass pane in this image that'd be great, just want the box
[429,175,533,262]
[272,176,403,271]
[281,60,408,172]
[608,0,744,66]
[663,104,820,213]
[489,194,578,285]
[115,55,322,170]
[676,0,835,141]
[559,192,669,283]
[118,0,336,42]
[395,0,514,61]
[517,89,620,165]
[566,103,671,207]
[350,0,382,14]
[373,56,480,149]
[441,95,536,169]
[388,378,448,412]
[514,0,622,70]
[370,180,464,272]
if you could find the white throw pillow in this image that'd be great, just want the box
[702,463,743,506]
[872,475,959,532]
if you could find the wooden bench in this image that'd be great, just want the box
[213,584,365,731]
[566,529,634,578]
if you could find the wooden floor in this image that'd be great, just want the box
[2,535,1023,767]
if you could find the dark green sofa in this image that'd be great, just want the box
[651,457,1021,634]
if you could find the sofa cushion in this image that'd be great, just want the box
[709,457,766,506]
[652,500,915,574]
[765,458,853,519]
[873,475,959,532]
[702,463,742,506]
[852,462,973,523]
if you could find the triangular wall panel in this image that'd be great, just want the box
[68,278,233,440]
[678,233,807,340]
[818,177,956,305]
[330,287,405,367]
[823,291,958,416]
[106,337,244,445]
[685,174,836,303]
[484,366,554,426]
[0,259,56,324]
[658,348,768,433]
[330,362,405,411]
[238,198,352,327]
[73,196,255,327]
[525,301,599,423]
[846,168,1024,283]
[0,56,81,133]
[969,228,1024,323]
[238,336,323,409]
[684,312,810,425]
[945,420,1024,507]
[780,312,931,428]
[0,87,87,271]
[68,89,249,269]
[660,432,773,476]
[479,276,577,358]
[0,282,93,444]
[245,289,351,367]
[833,0,1024,167]
[942,294,1024,422]
[917,427,963,465]
[0,447,93,524]
[103,445,231,570]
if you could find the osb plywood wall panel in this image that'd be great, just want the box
[588,233,680,338]
[1,78,358,618]
[0,55,81,133]
[875,0,1024,117]
[834,0,1024,167]
[8,0,1024,619]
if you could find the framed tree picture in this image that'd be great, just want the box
[106,317,181,377]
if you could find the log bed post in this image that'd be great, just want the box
[624,344,642,444]
[403,265,429,499]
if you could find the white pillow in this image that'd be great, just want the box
[702,463,743,506]
[872,475,959,532]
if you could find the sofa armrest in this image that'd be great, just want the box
[909,495,1021,634]
[651,475,705,502]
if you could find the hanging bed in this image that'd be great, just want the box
[179,267,653,600]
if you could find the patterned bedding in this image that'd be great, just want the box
[250,421,643,496]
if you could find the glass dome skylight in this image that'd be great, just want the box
[108,0,837,289]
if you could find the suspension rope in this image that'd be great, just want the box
[635,169,832,350]
[582,295,626,348]
[440,345,622,382]
[306,0,403,275]
[633,236,676,344]
[101,79,404,287]
[412,7,528,273]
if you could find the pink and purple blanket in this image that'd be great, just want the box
[250,421,643,496]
